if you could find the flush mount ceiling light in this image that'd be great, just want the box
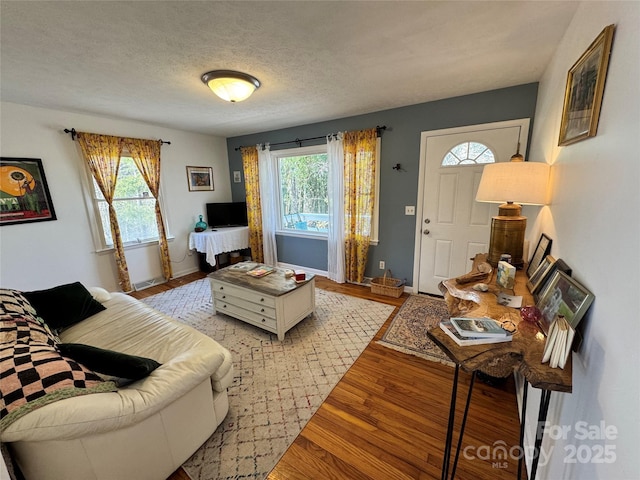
[201,70,261,103]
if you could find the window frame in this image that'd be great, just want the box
[81,153,172,253]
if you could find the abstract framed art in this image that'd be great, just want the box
[0,157,57,226]
[558,24,615,146]
[186,166,214,192]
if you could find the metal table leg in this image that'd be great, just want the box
[517,379,529,480]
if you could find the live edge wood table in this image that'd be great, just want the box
[208,263,315,341]
[427,255,572,480]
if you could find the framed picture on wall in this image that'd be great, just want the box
[0,157,57,226]
[186,166,214,191]
[558,24,615,146]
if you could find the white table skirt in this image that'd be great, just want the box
[188,227,250,266]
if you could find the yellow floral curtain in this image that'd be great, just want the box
[123,137,173,281]
[241,146,264,263]
[343,128,378,283]
[77,132,132,292]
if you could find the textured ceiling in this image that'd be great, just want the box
[0,1,579,137]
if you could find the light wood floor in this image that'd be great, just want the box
[153,273,521,480]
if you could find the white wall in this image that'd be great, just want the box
[525,2,639,478]
[0,102,231,291]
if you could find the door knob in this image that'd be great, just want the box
[424,218,431,224]
[423,229,430,235]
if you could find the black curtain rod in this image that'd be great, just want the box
[234,125,387,151]
[63,128,171,145]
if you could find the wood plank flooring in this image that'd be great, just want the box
[155,273,521,480]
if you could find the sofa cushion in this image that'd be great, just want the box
[58,343,161,382]
[23,282,106,332]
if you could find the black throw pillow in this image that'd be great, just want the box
[58,343,161,381]
[24,282,106,331]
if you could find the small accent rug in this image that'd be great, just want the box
[142,279,394,480]
[377,294,454,366]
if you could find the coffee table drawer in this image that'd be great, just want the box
[210,280,276,308]
[216,301,277,330]
[214,291,276,318]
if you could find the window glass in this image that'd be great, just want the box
[277,150,329,234]
[442,142,495,166]
[93,157,159,246]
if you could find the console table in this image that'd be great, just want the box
[188,227,250,267]
[208,263,315,340]
[427,254,572,480]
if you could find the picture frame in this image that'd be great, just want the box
[0,157,57,226]
[526,255,556,295]
[558,24,615,146]
[527,233,552,278]
[186,166,214,192]
[536,271,594,335]
[533,258,572,302]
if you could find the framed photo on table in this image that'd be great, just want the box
[558,24,615,146]
[0,157,57,226]
[533,258,572,301]
[527,233,552,278]
[186,166,214,191]
[536,271,594,335]
[527,255,556,295]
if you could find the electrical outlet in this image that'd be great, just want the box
[405,206,415,215]
[379,260,385,270]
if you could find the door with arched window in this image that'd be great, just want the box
[416,120,529,295]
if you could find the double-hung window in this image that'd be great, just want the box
[90,156,160,248]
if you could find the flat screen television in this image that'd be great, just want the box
[206,202,248,228]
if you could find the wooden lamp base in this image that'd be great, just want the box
[487,202,526,267]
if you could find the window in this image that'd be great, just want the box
[91,156,159,247]
[442,141,495,166]
[275,146,329,235]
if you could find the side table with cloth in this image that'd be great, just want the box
[188,227,250,267]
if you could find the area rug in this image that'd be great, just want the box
[377,294,454,366]
[142,279,394,480]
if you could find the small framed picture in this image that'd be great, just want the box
[527,255,556,294]
[533,258,572,302]
[558,24,615,146]
[536,271,594,335]
[233,171,242,183]
[527,233,552,278]
[0,157,57,226]
[186,166,214,192]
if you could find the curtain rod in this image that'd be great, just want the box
[63,128,171,145]
[234,125,387,151]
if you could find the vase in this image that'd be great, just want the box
[195,215,207,232]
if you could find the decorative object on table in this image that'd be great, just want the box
[194,214,207,232]
[454,261,492,284]
[541,315,575,369]
[527,255,556,294]
[475,156,550,267]
[496,260,516,289]
[520,305,542,324]
[536,271,595,335]
[449,317,510,338]
[558,24,615,146]
[246,265,274,277]
[283,269,295,278]
[440,320,513,346]
[533,258,572,301]
[370,269,405,298]
[527,233,553,278]
[497,291,522,308]
[0,157,57,226]
[294,270,306,282]
[186,166,214,191]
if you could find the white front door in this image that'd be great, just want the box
[414,119,529,295]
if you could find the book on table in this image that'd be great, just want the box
[439,320,513,346]
[246,265,275,277]
[450,317,510,338]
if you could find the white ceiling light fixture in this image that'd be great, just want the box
[201,70,261,103]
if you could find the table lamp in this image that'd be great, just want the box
[475,158,550,267]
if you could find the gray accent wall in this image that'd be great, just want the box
[226,83,538,285]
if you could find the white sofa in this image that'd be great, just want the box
[1,291,233,480]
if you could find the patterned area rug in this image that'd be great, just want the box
[142,279,394,480]
[377,294,454,366]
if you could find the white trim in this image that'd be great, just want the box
[412,118,531,292]
[276,261,327,279]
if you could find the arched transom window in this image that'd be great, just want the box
[442,142,495,166]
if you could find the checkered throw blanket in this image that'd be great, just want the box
[0,289,116,432]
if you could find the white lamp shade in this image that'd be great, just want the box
[201,70,261,102]
[476,161,550,205]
